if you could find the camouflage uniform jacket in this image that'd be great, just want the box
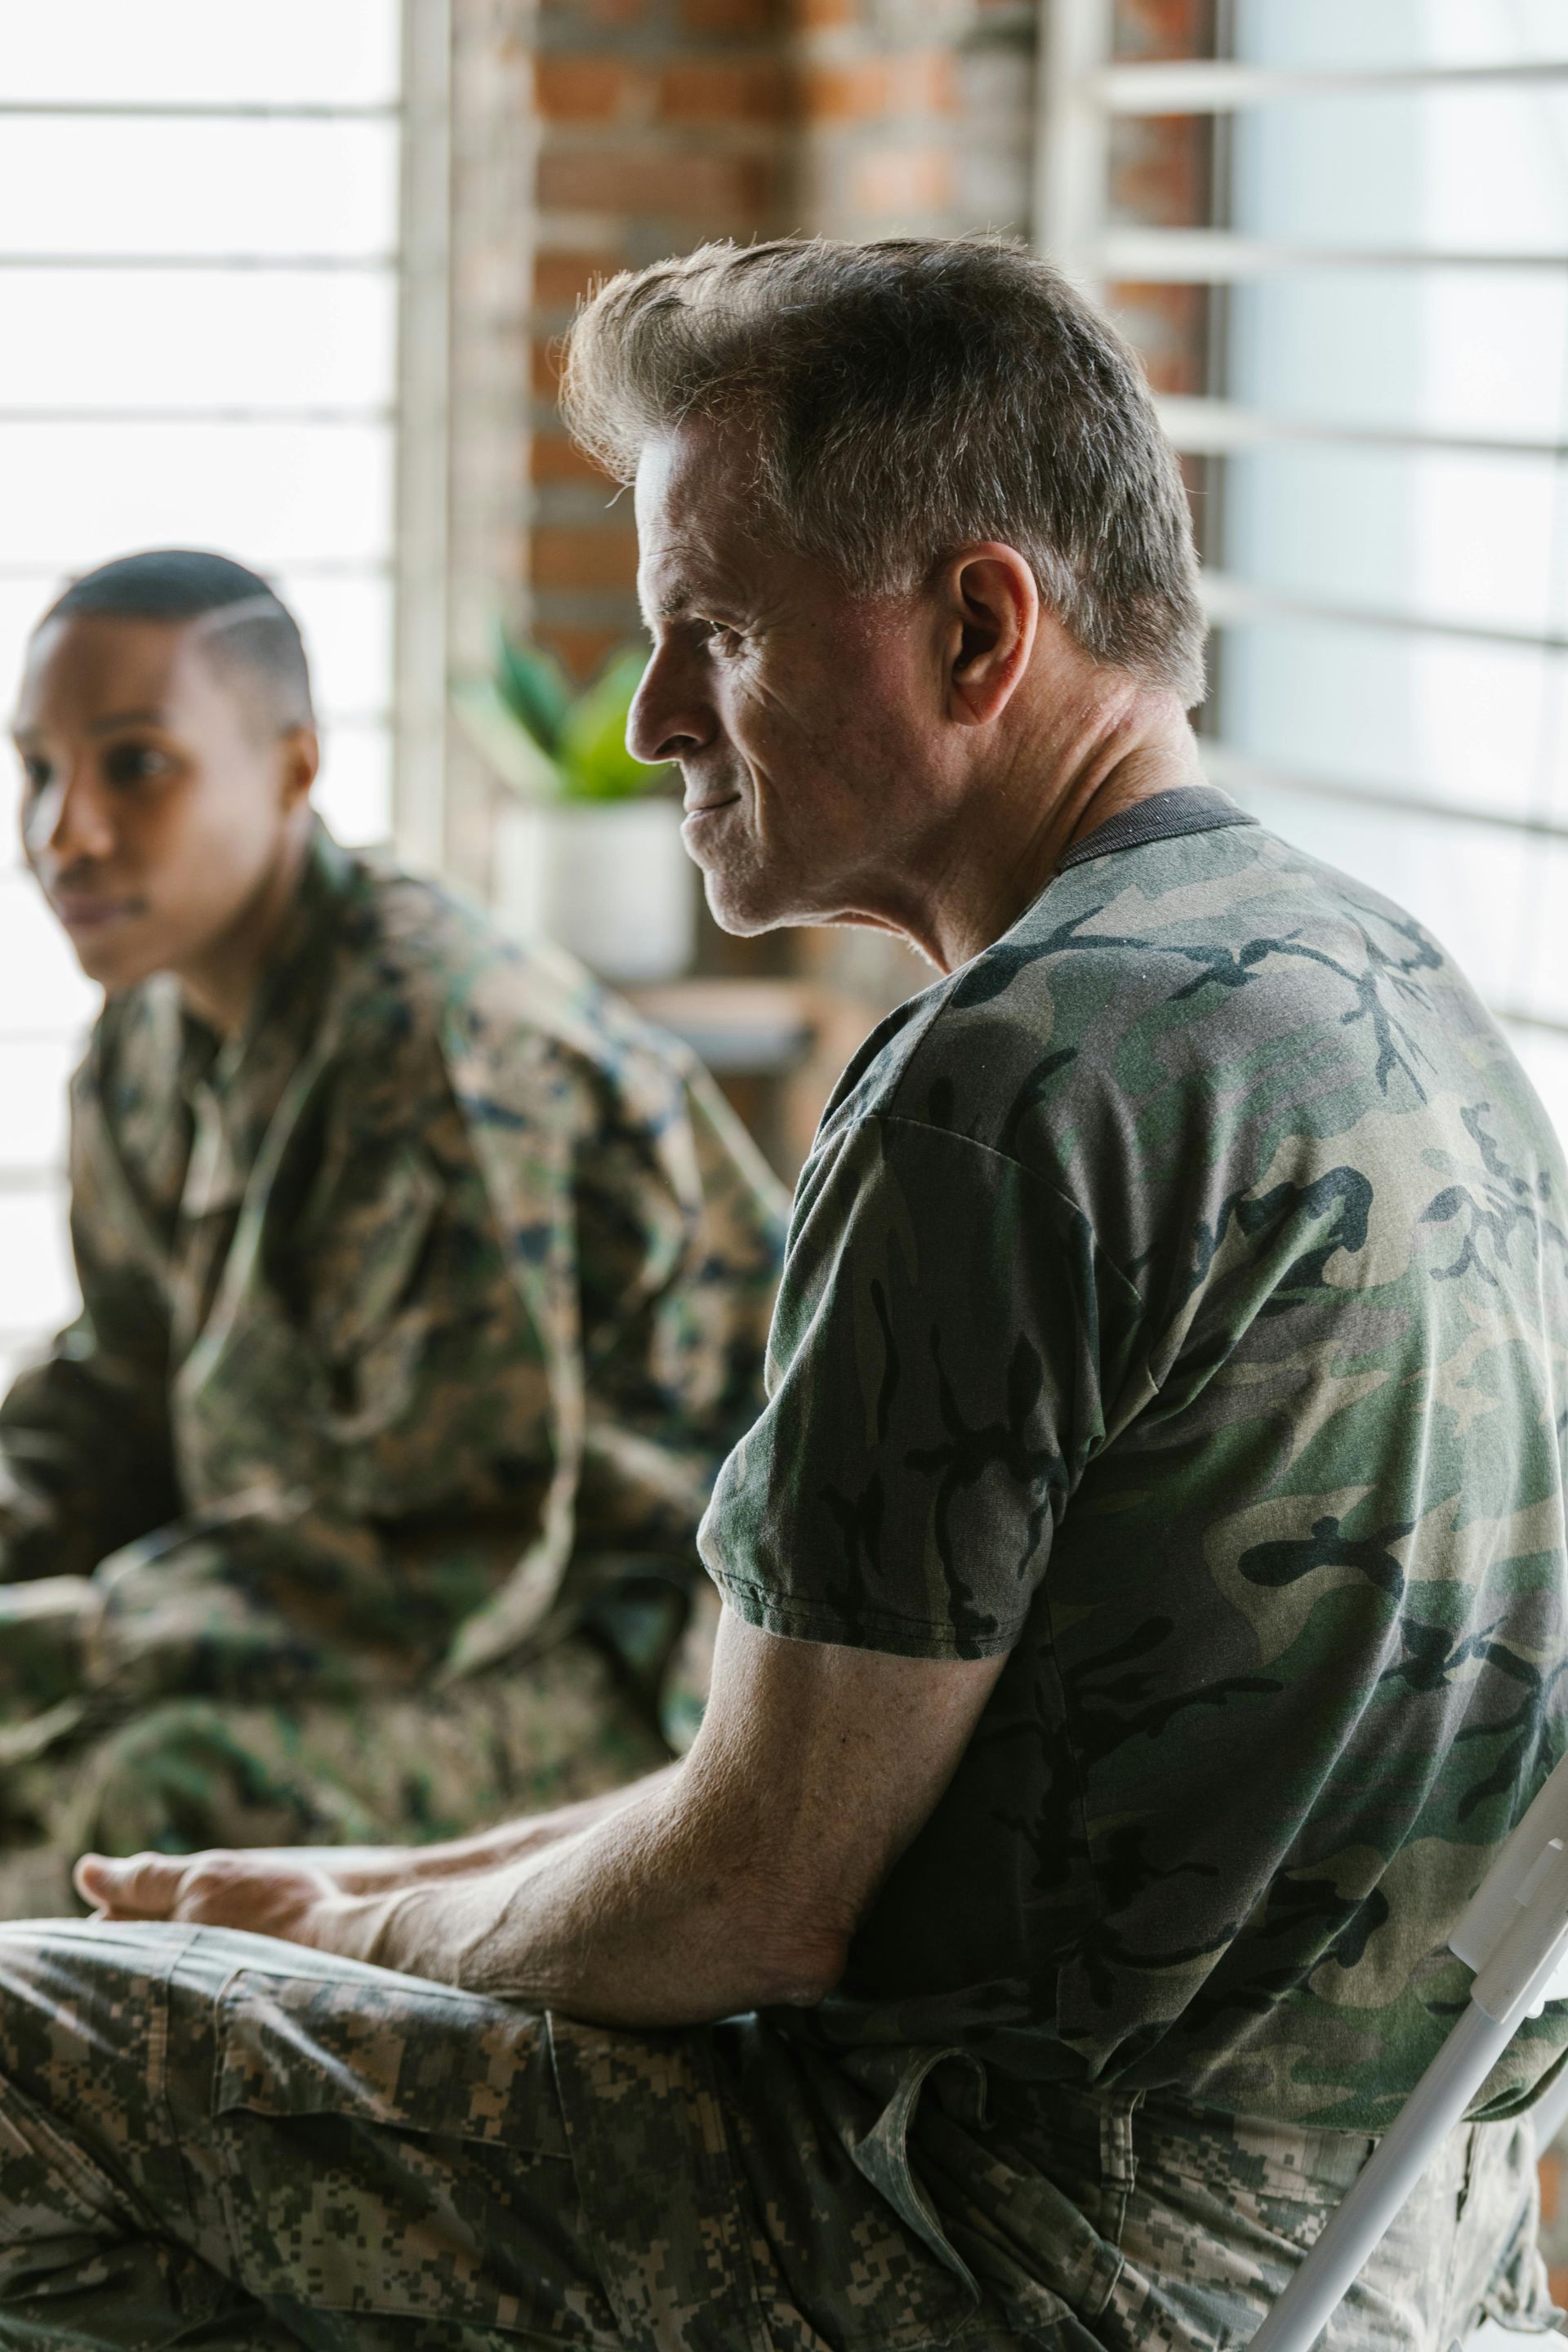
[701,785,1568,2132]
[0,820,786,1707]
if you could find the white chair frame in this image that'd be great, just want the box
[1253,1752,1568,2351]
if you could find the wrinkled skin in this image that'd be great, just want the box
[626,424,1198,970]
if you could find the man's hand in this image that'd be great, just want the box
[76,1849,350,1949]
[74,1608,1007,2026]
[74,1765,683,1951]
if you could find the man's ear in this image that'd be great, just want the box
[942,544,1040,727]
[278,725,320,813]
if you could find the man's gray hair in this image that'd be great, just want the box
[562,235,1206,707]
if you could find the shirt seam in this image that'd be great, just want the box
[861,1111,1147,1320]
[713,1568,1027,1656]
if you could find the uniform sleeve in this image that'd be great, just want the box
[573,1053,786,1500]
[698,1111,1143,1660]
[0,1088,178,1582]
[430,985,786,1681]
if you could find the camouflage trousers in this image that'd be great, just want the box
[0,1918,1554,2352]
[0,1622,668,1920]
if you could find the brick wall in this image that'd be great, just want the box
[1104,0,1215,401]
[521,0,1037,681]
[513,0,1219,681]
[527,1,795,684]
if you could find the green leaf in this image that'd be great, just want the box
[493,625,572,755]
[451,677,566,801]
[556,648,671,801]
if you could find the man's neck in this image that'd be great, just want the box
[909,693,1203,973]
[176,821,314,1039]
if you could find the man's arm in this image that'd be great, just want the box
[1,1098,177,1583]
[216,1767,684,1892]
[80,1604,1005,2027]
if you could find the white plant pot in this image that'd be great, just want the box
[493,796,697,985]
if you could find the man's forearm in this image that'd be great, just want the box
[82,1751,835,2029]
[81,1612,1004,2026]
[254,1765,683,1894]
[311,1755,844,2028]
[0,1329,178,1582]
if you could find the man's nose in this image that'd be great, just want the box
[25,764,116,870]
[626,648,713,766]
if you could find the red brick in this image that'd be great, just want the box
[541,0,648,22]
[803,60,889,121]
[804,53,955,122]
[531,431,612,485]
[1113,0,1217,61]
[533,523,639,592]
[852,144,954,220]
[534,56,637,122]
[678,0,785,32]
[791,0,855,25]
[538,146,777,221]
[894,51,959,114]
[535,622,628,681]
[659,59,795,124]
[1107,283,1210,397]
[532,249,626,310]
[1109,113,1211,229]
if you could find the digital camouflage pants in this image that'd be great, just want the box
[0,1918,1555,2352]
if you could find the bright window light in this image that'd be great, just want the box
[1040,7,1568,1150]
[0,3,403,1374]
[2,270,398,414]
[0,3,399,108]
[0,119,399,263]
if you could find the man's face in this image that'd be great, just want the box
[12,614,305,994]
[628,428,952,937]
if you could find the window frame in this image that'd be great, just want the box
[1031,2,1568,1051]
[0,0,452,1372]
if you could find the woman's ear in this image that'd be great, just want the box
[943,544,1040,727]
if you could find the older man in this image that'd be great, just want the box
[1,238,1565,2352]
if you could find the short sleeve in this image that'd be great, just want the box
[698,1112,1143,1660]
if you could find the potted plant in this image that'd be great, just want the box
[456,629,697,985]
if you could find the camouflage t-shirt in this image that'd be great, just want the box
[700,785,1568,2128]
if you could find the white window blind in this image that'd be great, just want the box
[0,1,409,1383]
[1035,0,1568,1144]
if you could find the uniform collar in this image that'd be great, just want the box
[174,818,358,1214]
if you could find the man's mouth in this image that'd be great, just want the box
[681,792,742,825]
[50,891,145,934]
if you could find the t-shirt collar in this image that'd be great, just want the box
[1053,781,1256,873]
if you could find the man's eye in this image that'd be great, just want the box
[19,755,51,795]
[703,622,744,655]
[103,742,173,788]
